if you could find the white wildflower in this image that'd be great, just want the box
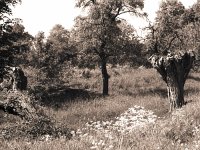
[90,146,98,149]
[74,105,157,149]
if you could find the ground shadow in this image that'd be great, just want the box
[29,85,103,109]
[185,87,200,96]
[138,88,168,98]
[122,87,200,99]
[188,75,200,82]
[122,88,168,98]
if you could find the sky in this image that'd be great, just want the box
[12,0,197,37]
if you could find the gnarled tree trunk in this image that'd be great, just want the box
[149,51,195,111]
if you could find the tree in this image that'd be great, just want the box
[0,1,32,68]
[147,0,195,111]
[0,0,21,17]
[113,20,144,67]
[7,22,33,66]
[28,25,76,83]
[180,2,200,68]
[74,0,145,95]
[45,24,74,79]
[146,0,185,55]
[0,0,23,80]
[0,0,22,52]
[28,31,47,82]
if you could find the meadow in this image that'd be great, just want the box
[0,66,200,150]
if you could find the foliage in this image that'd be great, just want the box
[44,24,74,78]
[28,32,46,68]
[181,1,200,66]
[108,20,145,66]
[74,0,144,62]
[0,0,21,18]
[183,1,200,43]
[0,0,33,67]
[27,25,77,82]
[0,0,21,48]
[146,0,200,58]
[146,0,186,55]
[8,23,33,66]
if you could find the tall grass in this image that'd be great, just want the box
[1,67,200,149]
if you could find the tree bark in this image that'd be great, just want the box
[149,51,195,111]
[101,59,109,96]
[166,63,185,111]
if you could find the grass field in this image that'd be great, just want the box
[0,67,200,150]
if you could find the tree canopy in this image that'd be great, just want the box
[0,0,24,67]
[146,0,186,55]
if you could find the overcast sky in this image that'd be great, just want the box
[12,0,197,37]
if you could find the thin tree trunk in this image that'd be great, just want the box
[101,59,109,96]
